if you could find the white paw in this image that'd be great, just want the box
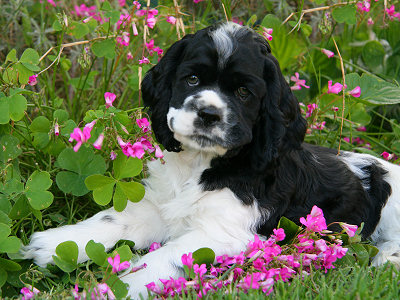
[22,230,61,267]
[121,250,185,299]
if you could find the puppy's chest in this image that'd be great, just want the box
[145,151,214,231]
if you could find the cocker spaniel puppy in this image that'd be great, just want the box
[24,22,400,298]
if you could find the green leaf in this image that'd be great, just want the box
[29,116,51,149]
[93,183,115,206]
[14,63,34,85]
[52,255,77,273]
[261,14,303,70]
[53,109,69,123]
[21,62,41,72]
[113,155,143,180]
[363,244,379,258]
[8,195,31,220]
[85,175,116,190]
[0,210,11,225]
[105,274,128,298]
[6,49,17,63]
[0,223,11,243]
[0,236,21,253]
[0,257,21,271]
[350,244,370,267]
[54,241,78,269]
[52,19,63,31]
[26,170,52,191]
[277,216,301,244]
[0,97,10,124]
[104,10,121,24]
[69,21,89,39]
[0,268,7,287]
[56,147,106,196]
[85,240,107,266]
[8,94,27,121]
[117,181,145,203]
[332,5,357,25]
[91,39,116,59]
[192,247,215,266]
[19,48,40,65]
[0,135,22,163]
[362,41,385,69]
[113,183,128,212]
[25,171,53,210]
[2,66,18,85]
[345,73,400,105]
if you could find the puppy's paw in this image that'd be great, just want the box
[21,230,66,267]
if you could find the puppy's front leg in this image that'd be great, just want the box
[123,228,253,299]
[23,199,166,267]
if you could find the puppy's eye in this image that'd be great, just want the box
[186,75,199,86]
[236,87,250,99]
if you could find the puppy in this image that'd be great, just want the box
[24,22,400,298]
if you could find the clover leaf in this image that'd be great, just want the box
[0,94,27,124]
[24,171,54,210]
[56,147,106,196]
[85,154,144,212]
[52,241,78,272]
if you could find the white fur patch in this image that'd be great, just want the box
[209,22,245,68]
[340,151,400,266]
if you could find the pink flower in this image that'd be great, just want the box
[127,52,134,60]
[166,16,177,25]
[104,92,116,108]
[145,282,163,294]
[155,145,164,159]
[321,48,334,58]
[305,103,318,118]
[54,122,60,136]
[93,133,104,150]
[72,284,80,300]
[147,16,157,29]
[117,14,131,29]
[356,0,370,12]
[327,80,344,94]
[149,242,161,252]
[47,0,56,7]
[118,0,126,7]
[69,121,95,152]
[140,137,153,152]
[299,205,327,233]
[339,222,358,237]
[28,74,38,86]
[136,118,151,132]
[133,1,141,9]
[193,263,207,277]
[332,106,339,112]
[193,0,205,3]
[117,32,130,46]
[356,126,366,132]
[272,228,285,242]
[181,253,194,268]
[110,151,117,160]
[381,151,394,160]
[146,39,155,50]
[367,17,374,25]
[132,22,138,36]
[262,27,273,41]
[310,121,326,130]
[348,86,361,97]
[20,286,40,300]
[97,283,116,300]
[290,72,310,90]
[139,57,150,64]
[129,142,145,159]
[386,5,400,20]
[107,254,131,273]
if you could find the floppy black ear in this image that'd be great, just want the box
[141,35,193,152]
[250,55,307,171]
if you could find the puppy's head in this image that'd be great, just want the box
[142,22,307,169]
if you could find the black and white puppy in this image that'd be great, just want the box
[24,22,400,298]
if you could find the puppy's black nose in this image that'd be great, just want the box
[197,107,221,126]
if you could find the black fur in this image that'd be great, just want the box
[142,23,392,238]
